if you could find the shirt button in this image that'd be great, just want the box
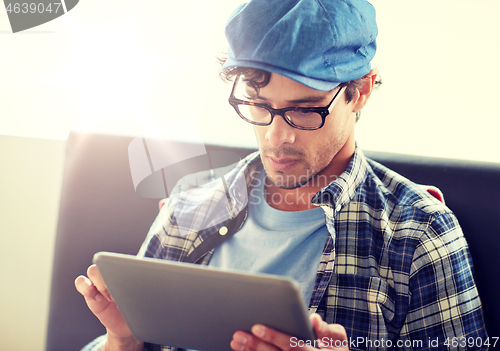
[219,226,228,236]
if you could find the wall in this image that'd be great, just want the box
[1,0,500,162]
[0,135,65,350]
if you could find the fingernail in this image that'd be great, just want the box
[252,325,265,338]
[234,334,247,345]
[95,293,103,302]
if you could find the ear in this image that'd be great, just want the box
[352,69,377,113]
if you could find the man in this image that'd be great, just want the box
[75,0,488,350]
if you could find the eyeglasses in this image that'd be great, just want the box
[228,75,345,130]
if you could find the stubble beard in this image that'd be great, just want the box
[262,147,331,190]
[265,167,320,190]
[260,136,344,190]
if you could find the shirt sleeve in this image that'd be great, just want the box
[137,198,172,259]
[399,212,488,349]
[81,334,107,351]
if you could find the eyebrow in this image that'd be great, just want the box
[255,94,329,104]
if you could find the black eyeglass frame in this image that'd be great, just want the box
[228,75,345,131]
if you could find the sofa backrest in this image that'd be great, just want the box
[45,133,499,350]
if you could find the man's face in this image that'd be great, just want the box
[249,73,357,189]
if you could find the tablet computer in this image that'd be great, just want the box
[93,252,316,351]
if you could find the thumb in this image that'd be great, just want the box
[310,314,348,347]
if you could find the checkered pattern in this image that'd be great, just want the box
[83,149,487,351]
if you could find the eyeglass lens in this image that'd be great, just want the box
[236,104,323,128]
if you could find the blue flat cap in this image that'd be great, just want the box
[223,0,378,91]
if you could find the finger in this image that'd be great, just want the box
[320,324,347,343]
[232,330,285,351]
[309,315,348,349]
[87,264,113,302]
[309,313,323,330]
[75,274,115,315]
[75,275,103,302]
[230,331,253,351]
[310,313,329,339]
[75,274,128,331]
[249,324,298,351]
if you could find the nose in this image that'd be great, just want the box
[264,113,296,148]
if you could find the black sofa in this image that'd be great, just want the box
[45,132,500,350]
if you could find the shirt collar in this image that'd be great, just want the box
[310,147,369,217]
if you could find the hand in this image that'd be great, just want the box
[75,264,143,350]
[230,313,348,351]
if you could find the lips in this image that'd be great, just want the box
[267,156,299,172]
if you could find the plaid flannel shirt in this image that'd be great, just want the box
[84,148,487,351]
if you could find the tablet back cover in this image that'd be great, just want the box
[93,252,315,351]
